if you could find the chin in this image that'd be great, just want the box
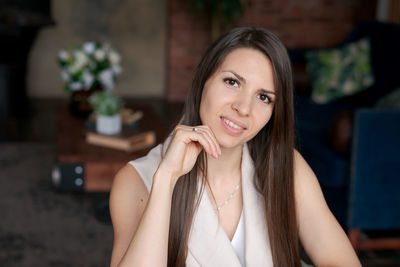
[216,136,245,150]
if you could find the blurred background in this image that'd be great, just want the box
[1,0,399,266]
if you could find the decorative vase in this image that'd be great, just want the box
[96,114,121,135]
[68,86,102,118]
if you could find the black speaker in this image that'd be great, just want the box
[52,163,85,192]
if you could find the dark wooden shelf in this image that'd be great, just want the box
[55,105,168,192]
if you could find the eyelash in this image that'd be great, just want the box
[223,77,273,104]
[223,77,239,88]
[257,93,273,104]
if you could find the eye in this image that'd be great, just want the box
[257,93,272,104]
[223,77,239,88]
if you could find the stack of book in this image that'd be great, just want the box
[86,130,156,153]
[86,109,156,153]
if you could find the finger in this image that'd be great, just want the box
[174,125,213,157]
[186,128,218,158]
[197,126,221,156]
[194,126,220,157]
[204,126,221,155]
[192,131,218,158]
[175,125,219,158]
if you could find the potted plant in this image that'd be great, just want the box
[57,41,122,117]
[90,91,123,135]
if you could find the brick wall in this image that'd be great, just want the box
[167,0,377,101]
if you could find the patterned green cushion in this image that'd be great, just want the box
[306,38,374,104]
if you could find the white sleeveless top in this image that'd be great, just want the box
[128,141,312,267]
[129,143,246,266]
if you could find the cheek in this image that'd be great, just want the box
[199,87,214,124]
[245,113,272,142]
[199,83,226,123]
[253,106,274,132]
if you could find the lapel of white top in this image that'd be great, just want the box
[187,179,242,266]
[187,144,273,266]
[241,144,274,266]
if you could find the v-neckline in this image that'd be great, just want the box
[230,211,244,243]
[186,143,273,266]
[202,186,244,242]
[202,148,243,241]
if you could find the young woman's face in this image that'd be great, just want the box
[199,48,276,149]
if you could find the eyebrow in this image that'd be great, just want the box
[222,70,276,95]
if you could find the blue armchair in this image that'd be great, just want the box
[348,110,400,250]
[292,21,400,237]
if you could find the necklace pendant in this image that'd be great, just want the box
[215,182,241,211]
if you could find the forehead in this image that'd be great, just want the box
[214,48,275,88]
[222,47,268,63]
[217,48,272,73]
[223,47,268,62]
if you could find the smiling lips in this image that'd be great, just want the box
[220,116,246,135]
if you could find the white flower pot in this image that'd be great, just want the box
[96,114,121,135]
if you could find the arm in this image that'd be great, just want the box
[110,125,221,267]
[110,164,175,267]
[294,150,361,267]
[109,164,149,267]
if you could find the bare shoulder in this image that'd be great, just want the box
[292,149,327,219]
[110,164,149,227]
[109,164,149,267]
[292,149,361,266]
[293,149,319,190]
[110,164,149,211]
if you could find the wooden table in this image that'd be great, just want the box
[54,105,168,192]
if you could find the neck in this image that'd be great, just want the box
[205,144,243,187]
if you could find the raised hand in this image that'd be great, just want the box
[157,125,222,187]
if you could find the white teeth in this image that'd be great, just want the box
[223,118,243,130]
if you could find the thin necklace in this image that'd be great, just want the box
[216,182,241,211]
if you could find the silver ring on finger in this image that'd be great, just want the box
[192,127,199,132]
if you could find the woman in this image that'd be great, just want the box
[110,27,361,267]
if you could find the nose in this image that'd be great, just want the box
[232,93,252,116]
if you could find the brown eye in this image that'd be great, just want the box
[257,93,272,104]
[224,78,239,87]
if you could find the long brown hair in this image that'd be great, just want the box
[167,27,300,267]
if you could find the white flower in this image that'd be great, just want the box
[82,71,94,89]
[58,42,122,92]
[68,65,77,74]
[61,71,69,81]
[58,50,69,61]
[83,42,96,54]
[112,64,122,74]
[94,49,106,61]
[76,51,88,65]
[72,51,88,71]
[109,50,121,64]
[70,82,82,91]
[99,69,114,90]
[67,51,88,74]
